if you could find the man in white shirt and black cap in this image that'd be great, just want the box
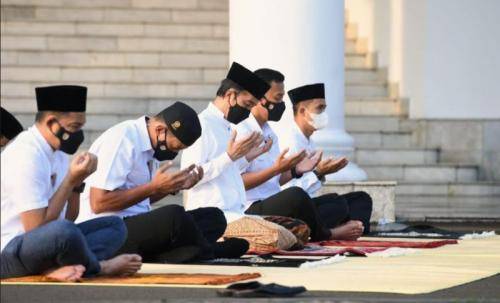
[78,101,248,263]
[181,62,339,242]
[236,69,366,240]
[279,83,373,235]
[1,85,142,281]
[181,62,270,222]
[1,107,24,148]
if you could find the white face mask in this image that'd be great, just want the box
[307,110,329,130]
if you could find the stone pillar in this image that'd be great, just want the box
[229,0,367,181]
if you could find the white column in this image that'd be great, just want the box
[230,0,367,181]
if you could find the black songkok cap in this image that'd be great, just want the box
[1,107,23,140]
[287,83,325,104]
[35,85,87,112]
[158,101,201,147]
[226,62,270,100]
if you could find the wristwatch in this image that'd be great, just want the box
[73,182,86,193]
[313,170,326,183]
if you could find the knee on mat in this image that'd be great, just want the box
[105,216,128,245]
[158,204,186,218]
[204,207,227,228]
[50,220,82,244]
[355,191,373,210]
[285,187,312,205]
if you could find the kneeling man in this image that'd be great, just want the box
[77,102,246,263]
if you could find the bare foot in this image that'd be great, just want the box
[99,254,142,276]
[44,265,86,282]
[330,220,364,240]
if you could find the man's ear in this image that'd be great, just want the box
[298,104,307,115]
[45,114,59,132]
[226,89,237,106]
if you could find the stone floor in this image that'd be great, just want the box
[2,274,499,303]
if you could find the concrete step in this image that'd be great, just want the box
[396,182,500,196]
[345,53,375,69]
[1,51,229,69]
[345,68,386,84]
[363,164,479,182]
[352,131,414,149]
[346,116,402,133]
[2,83,391,102]
[345,99,408,116]
[345,38,367,54]
[1,82,219,99]
[14,113,139,131]
[1,67,225,84]
[1,21,228,39]
[355,148,438,165]
[395,195,500,222]
[1,98,209,115]
[345,83,387,98]
[1,5,228,24]
[1,0,228,10]
[1,35,229,53]
[344,23,358,40]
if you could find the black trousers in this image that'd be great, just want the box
[313,191,373,234]
[245,187,331,241]
[117,205,226,262]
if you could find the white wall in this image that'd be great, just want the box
[346,0,500,119]
[420,0,500,119]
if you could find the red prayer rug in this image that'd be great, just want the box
[315,239,458,249]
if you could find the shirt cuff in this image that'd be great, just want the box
[218,152,235,170]
[235,156,250,172]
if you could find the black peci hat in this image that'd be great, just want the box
[226,62,270,100]
[287,83,325,104]
[36,85,87,112]
[158,101,201,147]
[1,107,23,140]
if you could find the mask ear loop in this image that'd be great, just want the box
[156,127,167,151]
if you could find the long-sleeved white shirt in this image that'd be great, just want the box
[181,103,249,222]
[278,121,323,197]
[236,114,282,204]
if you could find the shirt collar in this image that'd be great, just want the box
[31,125,57,160]
[207,102,231,128]
[135,116,153,152]
[293,120,310,145]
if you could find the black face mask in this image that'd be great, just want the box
[53,122,84,155]
[264,100,286,122]
[153,130,178,161]
[227,103,250,124]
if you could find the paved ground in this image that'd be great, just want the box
[2,222,499,303]
[2,274,499,302]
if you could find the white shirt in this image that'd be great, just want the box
[1,126,69,251]
[77,116,158,222]
[279,121,322,196]
[181,103,249,222]
[236,114,282,204]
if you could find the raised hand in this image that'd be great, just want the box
[150,162,195,195]
[296,150,323,175]
[226,130,262,161]
[180,165,204,190]
[273,148,307,174]
[245,135,273,162]
[68,152,98,185]
[315,156,349,178]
